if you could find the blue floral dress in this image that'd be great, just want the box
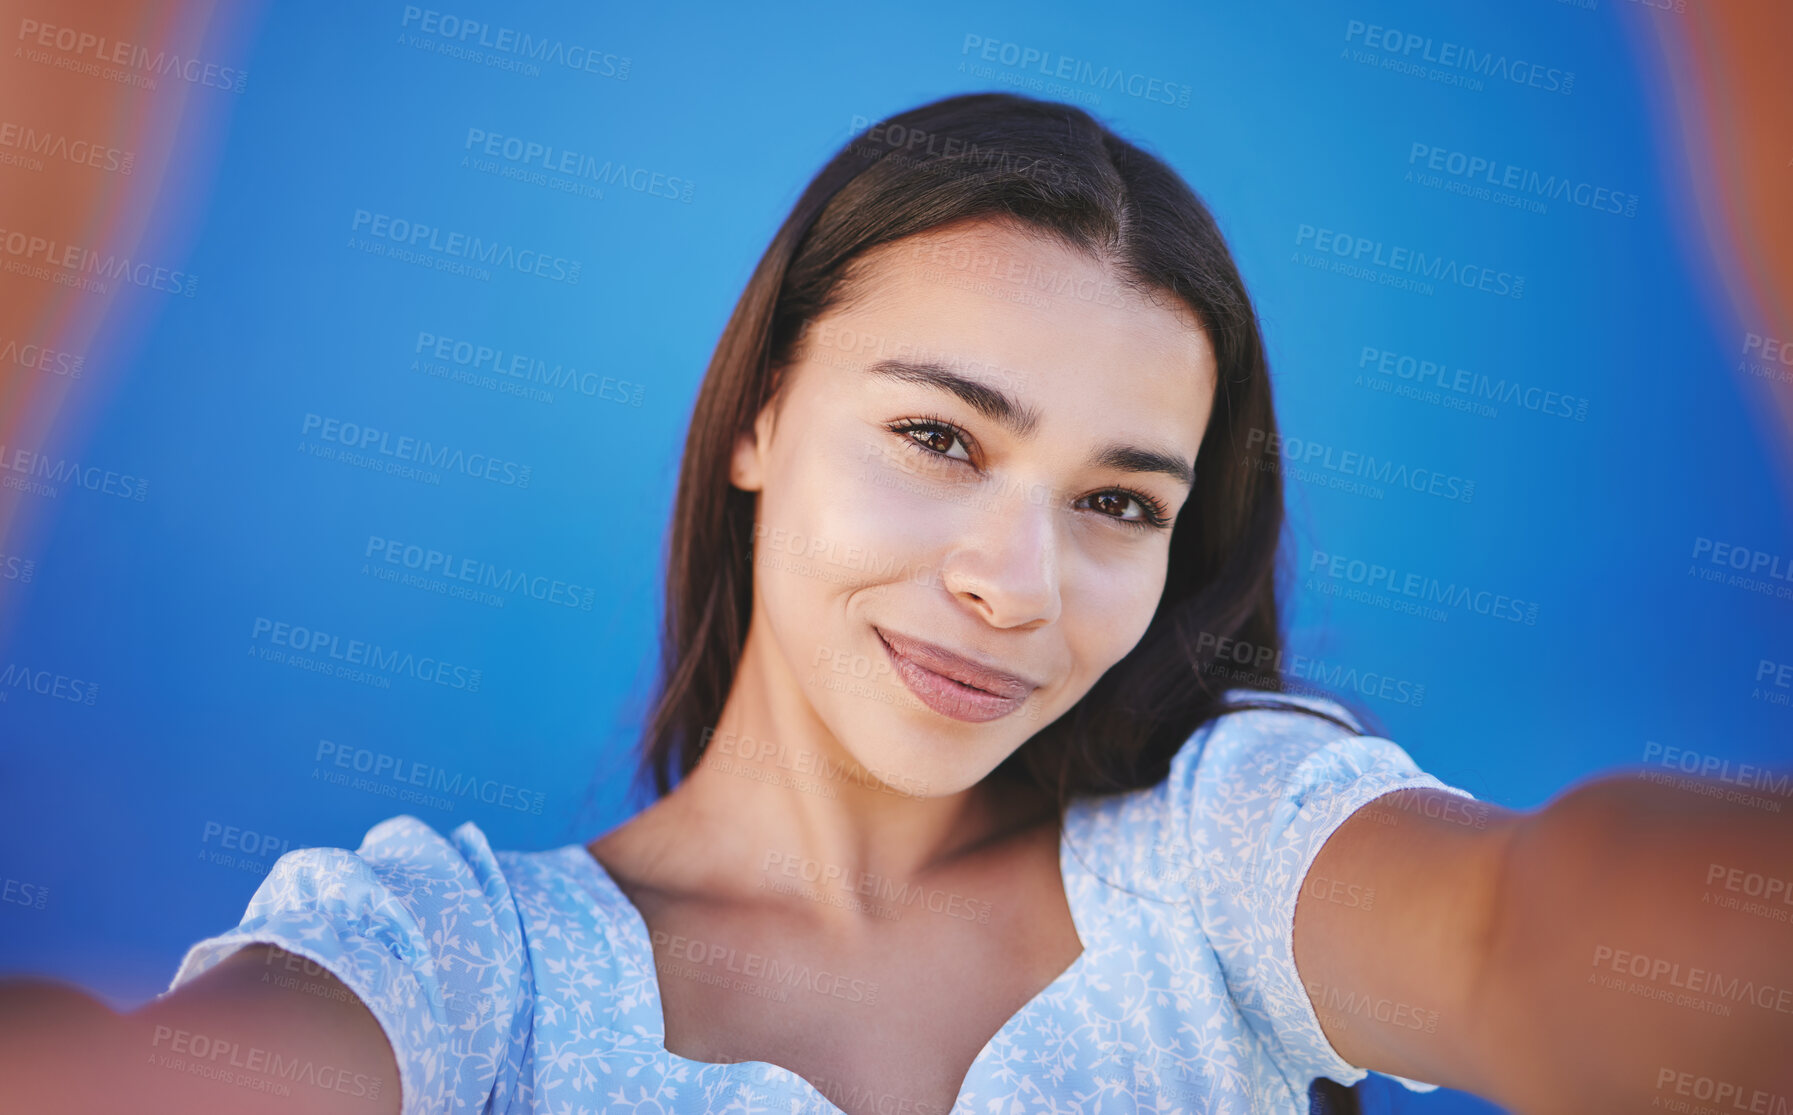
[167,690,1474,1113]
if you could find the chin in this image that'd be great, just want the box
[838,725,1017,802]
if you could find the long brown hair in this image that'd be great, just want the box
[639,92,1358,804]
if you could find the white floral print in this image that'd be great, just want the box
[168,689,1472,1113]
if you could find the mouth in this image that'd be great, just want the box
[874,627,1037,724]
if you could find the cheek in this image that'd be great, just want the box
[1068,548,1169,659]
[754,430,949,606]
[816,439,969,570]
[762,430,868,545]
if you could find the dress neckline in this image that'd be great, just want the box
[568,796,1097,1115]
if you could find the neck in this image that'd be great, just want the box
[622,621,1051,918]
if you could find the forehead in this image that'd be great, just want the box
[803,218,1217,428]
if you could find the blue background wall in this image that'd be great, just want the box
[2,3,1788,1112]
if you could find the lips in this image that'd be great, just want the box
[873,628,1038,724]
[876,629,1034,697]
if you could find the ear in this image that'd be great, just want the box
[729,402,778,492]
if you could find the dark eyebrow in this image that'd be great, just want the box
[863,359,1196,489]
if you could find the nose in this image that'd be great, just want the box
[938,476,1062,629]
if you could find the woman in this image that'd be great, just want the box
[5,93,1788,1115]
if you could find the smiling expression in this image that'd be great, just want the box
[730,216,1219,797]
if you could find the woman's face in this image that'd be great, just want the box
[731,217,1218,798]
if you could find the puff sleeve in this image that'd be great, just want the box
[165,815,530,1114]
[1168,692,1480,1096]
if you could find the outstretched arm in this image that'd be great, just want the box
[0,944,400,1115]
[1294,775,1793,1112]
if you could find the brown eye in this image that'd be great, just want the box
[1078,489,1173,530]
[1090,493,1129,518]
[912,427,954,454]
[888,418,974,463]
[886,417,1172,531]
